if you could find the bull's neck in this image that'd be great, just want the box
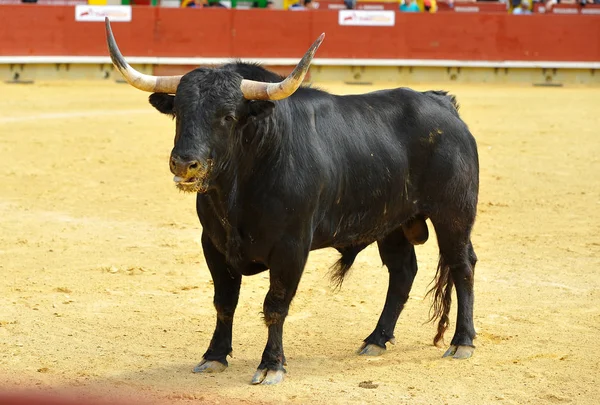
[210,112,286,200]
[204,113,286,264]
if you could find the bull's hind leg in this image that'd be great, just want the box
[193,232,242,373]
[358,228,418,356]
[429,220,477,359]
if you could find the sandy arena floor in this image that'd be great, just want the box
[0,80,599,405]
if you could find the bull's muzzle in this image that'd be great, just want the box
[170,155,211,193]
[170,155,200,179]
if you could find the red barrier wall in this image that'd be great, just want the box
[0,5,599,62]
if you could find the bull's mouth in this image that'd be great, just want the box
[173,160,212,194]
[173,175,208,193]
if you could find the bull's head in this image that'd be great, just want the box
[105,18,324,193]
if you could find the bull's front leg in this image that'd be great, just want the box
[193,232,242,373]
[251,240,308,385]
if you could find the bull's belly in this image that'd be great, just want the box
[198,193,420,268]
[311,211,410,250]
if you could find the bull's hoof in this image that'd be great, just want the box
[193,358,228,373]
[442,345,474,359]
[357,343,386,356]
[251,368,285,385]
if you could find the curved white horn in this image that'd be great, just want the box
[240,33,325,101]
[105,17,182,93]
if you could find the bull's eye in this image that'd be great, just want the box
[224,115,236,123]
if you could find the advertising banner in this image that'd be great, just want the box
[338,10,395,26]
[75,5,132,22]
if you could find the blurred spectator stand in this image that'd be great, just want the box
[435,0,508,12]
[399,0,421,11]
[4,0,87,4]
[580,2,600,13]
[535,0,600,12]
[10,0,189,4]
[512,0,532,12]
[297,0,399,9]
[288,0,317,9]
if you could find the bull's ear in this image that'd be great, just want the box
[247,100,274,120]
[149,93,175,116]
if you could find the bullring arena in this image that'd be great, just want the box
[1,2,599,405]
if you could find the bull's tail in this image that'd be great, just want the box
[329,252,357,290]
[426,254,454,346]
[329,245,366,290]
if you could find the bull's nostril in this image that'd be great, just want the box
[189,161,200,171]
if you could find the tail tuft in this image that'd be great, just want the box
[329,253,356,290]
[329,246,366,289]
[426,255,454,346]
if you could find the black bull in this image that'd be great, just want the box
[106,19,479,385]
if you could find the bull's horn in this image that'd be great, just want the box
[240,33,325,101]
[105,17,182,94]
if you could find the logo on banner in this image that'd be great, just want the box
[338,10,395,26]
[75,5,132,22]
